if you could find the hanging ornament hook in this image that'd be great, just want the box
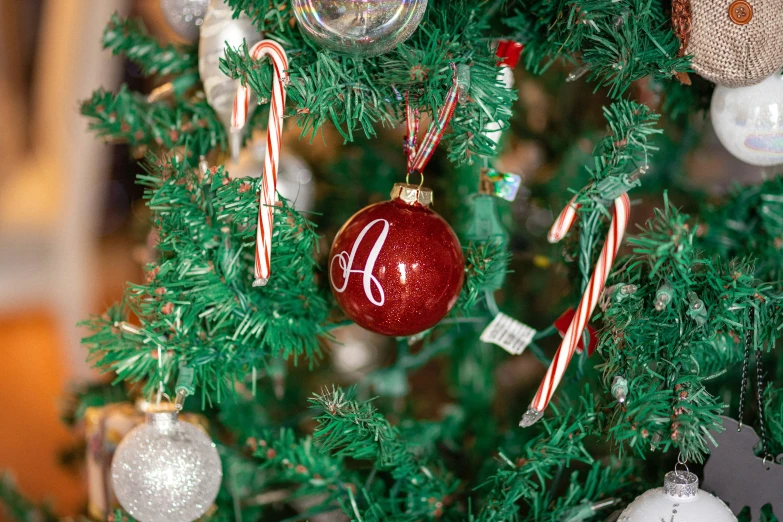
[403,63,461,177]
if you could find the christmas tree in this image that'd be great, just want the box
[3,0,783,521]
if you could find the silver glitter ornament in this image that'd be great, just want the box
[111,410,222,522]
[199,0,262,155]
[160,0,209,42]
[292,0,428,57]
[618,471,736,522]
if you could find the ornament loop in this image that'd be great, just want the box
[675,452,690,474]
[762,454,775,469]
[403,63,460,176]
[405,171,425,188]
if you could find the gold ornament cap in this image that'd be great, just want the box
[391,183,433,207]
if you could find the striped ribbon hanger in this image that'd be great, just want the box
[404,63,464,176]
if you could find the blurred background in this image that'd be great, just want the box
[0,0,766,519]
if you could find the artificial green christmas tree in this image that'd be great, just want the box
[3,1,783,521]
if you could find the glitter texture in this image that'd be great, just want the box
[111,411,222,522]
[618,473,736,522]
[292,0,428,57]
[329,188,464,336]
[160,0,209,42]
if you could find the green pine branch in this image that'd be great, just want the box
[221,1,516,164]
[310,386,458,520]
[506,0,691,98]
[103,14,197,76]
[700,176,783,287]
[81,86,224,157]
[475,398,599,522]
[0,473,58,522]
[81,155,329,400]
[596,195,783,461]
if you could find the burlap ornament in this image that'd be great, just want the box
[672,0,783,87]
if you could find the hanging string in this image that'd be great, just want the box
[403,63,464,176]
[754,307,771,462]
[403,91,419,174]
[737,307,773,466]
[738,308,752,429]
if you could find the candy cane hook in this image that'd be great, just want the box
[520,193,631,427]
[231,40,289,287]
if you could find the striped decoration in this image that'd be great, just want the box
[520,194,631,427]
[405,63,463,175]
[230,40,289,287]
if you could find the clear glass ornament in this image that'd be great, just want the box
[710,73,783,167]
[111,410,222,522]
[160,0,209,42]
[292,0,428,57]
[618,471,737,522]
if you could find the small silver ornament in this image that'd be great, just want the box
[199,0,262,152]
[160,0,209,42]
[618,470,736,522]
[111,410,222,522]
[292,0,428,57]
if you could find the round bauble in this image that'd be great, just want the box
[329,183,464,337]
[618,471,736,522]
[292,0,428,57]
[111,410,222,522]
[199,0,262,129]
[711,73,783,166]
[160,0,209,42]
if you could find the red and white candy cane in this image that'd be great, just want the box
[519,193,631,427]
[231,40,289,287]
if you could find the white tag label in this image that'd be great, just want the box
[480,313,537,355]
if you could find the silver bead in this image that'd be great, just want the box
[111,411,222,522]
[199,0,262,131]
[160,0,210,43]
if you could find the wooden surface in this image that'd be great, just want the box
[0,312,86,517]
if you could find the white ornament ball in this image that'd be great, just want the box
[618,471,737,522]
[111,411,222,522]
[292,0,428,57]
[160,0,209,42]
[199,0,262,130]
[710,73,783,167]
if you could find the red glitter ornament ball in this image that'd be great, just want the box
[329,184,464,337]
